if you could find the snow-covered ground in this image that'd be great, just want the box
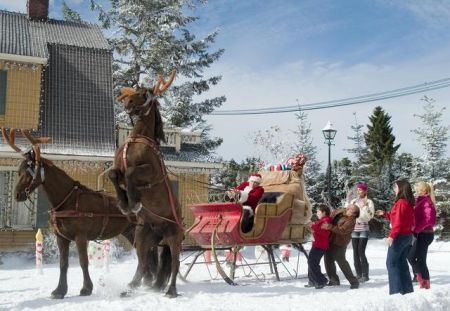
[1,239,450,311]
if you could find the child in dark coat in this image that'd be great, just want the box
[305,204,333,289]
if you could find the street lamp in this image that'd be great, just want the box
[322,121,337,206]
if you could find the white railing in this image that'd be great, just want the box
[117,123,201,152]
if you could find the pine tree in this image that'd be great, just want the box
[412,96,450,179]
[391,152,415,180]
[62,1,82,22]
[292,111,323,206]
[346,112,366,159]
[330,157,353,208]
[345,112,367,179]
[212,157,262,198]
[364,106,400,175]
[89,0,225,157]
[363,107,400,236]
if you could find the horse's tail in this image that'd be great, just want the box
[154,245,172,290]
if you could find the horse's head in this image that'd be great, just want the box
[117,70,176,117]
[1,129,51,201]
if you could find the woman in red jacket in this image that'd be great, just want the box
[376,179,415,295]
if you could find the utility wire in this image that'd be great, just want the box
[211,77,450,115]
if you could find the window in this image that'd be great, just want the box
[0,70,7,115]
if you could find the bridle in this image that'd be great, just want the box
[21,154,45,198]
[135,90,157,118]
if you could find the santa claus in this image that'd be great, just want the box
[228,173,265,233]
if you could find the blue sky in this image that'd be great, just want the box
[2,0,450,165]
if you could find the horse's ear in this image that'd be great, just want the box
[117,87,136,102]
[121,87,136,95]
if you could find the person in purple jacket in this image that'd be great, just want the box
[407,181,437,289]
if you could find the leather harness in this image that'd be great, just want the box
[121,134,184,230]
[22,160,127,241]
[48,181,128,241]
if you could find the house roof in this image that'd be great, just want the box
[40,43,115,156]
[0,10,109,59]
[0,10,115,156]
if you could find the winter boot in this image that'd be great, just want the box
[416,273,424,286]
[359,275,369,283]
[359,262,369,282]
[422,279,431,289]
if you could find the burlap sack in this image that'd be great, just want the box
[259,170,311,225]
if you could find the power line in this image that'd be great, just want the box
[211,77,450,115]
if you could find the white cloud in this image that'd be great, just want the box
[205,46,450,164]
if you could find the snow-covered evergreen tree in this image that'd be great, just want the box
[345,112,367,179]
[412,96,450,179]
[291,111,323,206]
[364,106,400,175]
[391,152,415,180]
[90,0,225,157]
[62,1,83,22]
[330,157,353,208]
[211,157,261,201]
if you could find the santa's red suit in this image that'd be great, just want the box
[234,181,264,216]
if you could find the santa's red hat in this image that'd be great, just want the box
[248,173,262,183]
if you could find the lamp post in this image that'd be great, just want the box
[322,121,337,206]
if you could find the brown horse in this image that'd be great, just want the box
[108,70,184,297]
[2,128,157,299]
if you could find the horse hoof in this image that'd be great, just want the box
[165,291,178,298]
[164,287,178,298]
[120,289,134,298]
[51,292,65,299]
[80,288,92,296]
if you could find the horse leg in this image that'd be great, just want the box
[75,236,93,296]
[108,168,129,214]
[143,246,158,287]
[128,224,154,288]
[164,229,184,298]
[124,164,154,213]
[153,245,172,290]
[51,235,70,299]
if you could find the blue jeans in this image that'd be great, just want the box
[386,234,413,295]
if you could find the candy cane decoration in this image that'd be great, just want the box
[35,229,43,274]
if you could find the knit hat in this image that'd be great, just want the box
[356,182,368,191]
[248,173,262,183]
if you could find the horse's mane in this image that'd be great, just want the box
[154,101,166,144]
[46,162,90,191]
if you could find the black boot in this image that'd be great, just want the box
[359,262,369,282]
